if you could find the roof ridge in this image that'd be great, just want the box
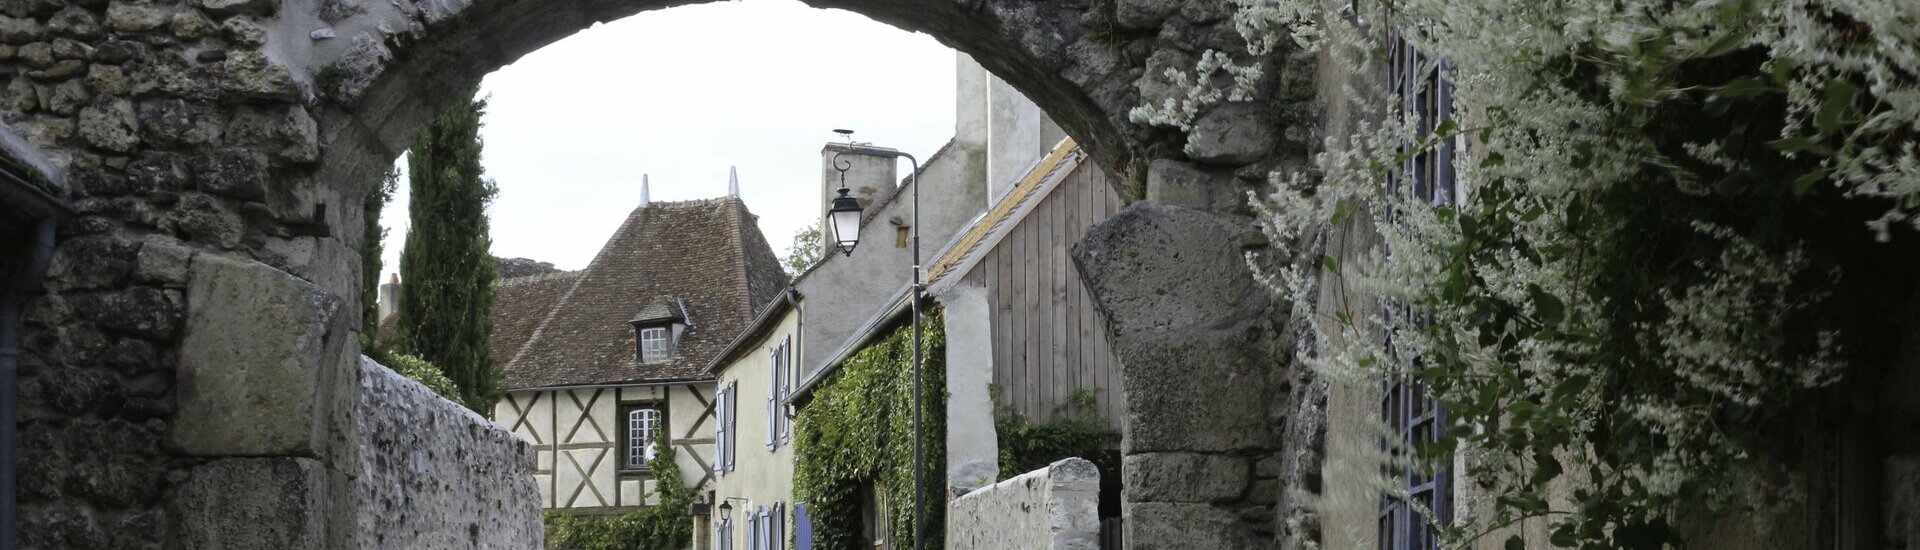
[499,270,579,286]
[727,196,757,313]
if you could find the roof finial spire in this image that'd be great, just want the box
[641,174,650,205]
[728,166,740,197]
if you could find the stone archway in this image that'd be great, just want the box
[3,0,1314,546]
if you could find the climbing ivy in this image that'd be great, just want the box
[546,436,695,550]
[793,307,946,550]
[993,388,1118,480]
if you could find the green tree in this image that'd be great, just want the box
[397,95,501,415]
[546,436,694,549]
[784,222,823,275]
[359,166,398,351]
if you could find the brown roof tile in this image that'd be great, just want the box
[488,271,580,368]
[498,196,790,388]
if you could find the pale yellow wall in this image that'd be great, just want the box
[710,308,802,542]
[492,382,717,512]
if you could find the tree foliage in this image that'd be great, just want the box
[546,438,696,550]
[359,166,398,348]
[794,308,946,550]
[397,94,502,415]
[784,222,824,276]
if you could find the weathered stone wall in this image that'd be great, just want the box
[948,457,1101,550]
[1075,203,1288,549]
[357,356,541,550]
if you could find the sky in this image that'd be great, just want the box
[377,0,957,275]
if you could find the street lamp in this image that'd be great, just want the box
[826,186,864,256]
[830,141,926,550]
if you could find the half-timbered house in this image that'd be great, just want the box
[488,194,789,522]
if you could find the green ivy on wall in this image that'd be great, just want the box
[794,307,947,550]
[546,437,695,550]
[994,388,1118,480]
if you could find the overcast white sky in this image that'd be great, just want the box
[377,0,956,275]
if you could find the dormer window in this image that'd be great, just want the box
[639,327,671,363]
[630,295,691,365]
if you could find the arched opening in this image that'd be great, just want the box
[4,0,1305,546]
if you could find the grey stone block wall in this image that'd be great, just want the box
[948,458,1102,550]
[355,357,542,550]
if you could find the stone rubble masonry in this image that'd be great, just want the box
[948,458,1102,550]
[355,357,542,550]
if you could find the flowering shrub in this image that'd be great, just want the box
[1139,0,1919,547]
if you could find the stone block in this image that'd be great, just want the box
[105,1,171,33]
[1146,158,1237,212]
[1074,204,1273,453]
[1125,502,1265,550]
[1124,452,1250,503]
[1185,103,1276,165]
[1116,0,1179,29]
[168,457,327,549]
[77,95,138,152]
[171,253,346,457]
[133,234,195,284]
[227,103,318,162]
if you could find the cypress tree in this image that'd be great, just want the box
[397,95,501,414]
[359,166,398,352]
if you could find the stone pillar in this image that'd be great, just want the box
[1075,203,1280,549]
[377,274,399,324]
[940,282,999,494]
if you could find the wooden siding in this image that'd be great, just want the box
[966,162,1125,427]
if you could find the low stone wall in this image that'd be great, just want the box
[947,458,1101,550]
[356,357,542,549]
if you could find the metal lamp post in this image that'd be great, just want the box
[828,141,926,550]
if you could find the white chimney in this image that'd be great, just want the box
[641,174,651,205]
[729,166,740,198]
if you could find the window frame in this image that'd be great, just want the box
[619,402,666,473]
[639,326,672,364]
[1377,18,1455,550]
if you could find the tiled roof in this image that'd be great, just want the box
[498,196,790,388]
[487,271,579,369]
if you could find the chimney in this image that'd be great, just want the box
[728,166,740,198]
[378,273,401,323]
[821,140,898,234]
[641,174,651,205]
[958,53,1064,203]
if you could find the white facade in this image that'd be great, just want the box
[493,383,717,512]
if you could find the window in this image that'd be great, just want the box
[640,327,671,363]
[1378,21,1454,550]
[622,405,661,471]
[716,380,739,476]
[767,336,793,450]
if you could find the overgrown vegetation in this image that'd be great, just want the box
[546,437,695,550]
[1138,0,1920,547]
[380,352,461,401]
[396,94,503,416]
[992,388,1119,480]
[794,308,946,550]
